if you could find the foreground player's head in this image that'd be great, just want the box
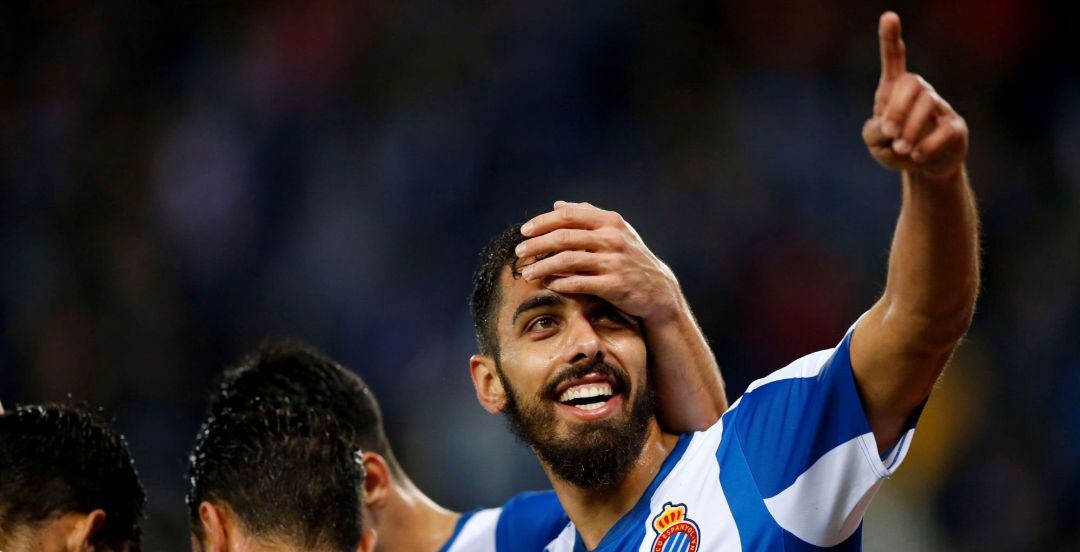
[469,224,656,489]
[0,404,145,552]
[206,341,404,481]
[187,406,376,552]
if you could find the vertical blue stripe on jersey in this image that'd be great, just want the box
[719,407,868,551]
[717,407,783,550]
[731,330,874,498]
[438,510,478,552]
[572,433,692,552]
[495,490,569,551]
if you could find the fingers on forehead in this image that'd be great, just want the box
[520,228,597,257]
[526,207,607,233]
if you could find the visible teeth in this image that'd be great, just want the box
[558,382,613,403]
[576,402,604,411]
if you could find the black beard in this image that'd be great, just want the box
[497,359,655,489]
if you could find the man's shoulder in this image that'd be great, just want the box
[497,490,570,550]
[441,508,502,552]
[442,490,568,552]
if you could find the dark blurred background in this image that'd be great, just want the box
[1,1,1077,550]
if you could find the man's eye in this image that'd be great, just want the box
[594,309,630,326]
[527,316,558,333]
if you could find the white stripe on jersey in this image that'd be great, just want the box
[637,417,740,552]
[547,523,576,551]
[763,433,884,546]
[443,508,501,552]
[741,348,835,395]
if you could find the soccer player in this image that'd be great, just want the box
[468,12,978,550]
[0,403,145,552]
[186,404,377,552]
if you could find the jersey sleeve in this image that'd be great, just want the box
[727,319,922,547]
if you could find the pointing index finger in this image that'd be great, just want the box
[879,11,906,81]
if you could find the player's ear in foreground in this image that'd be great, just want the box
[359,451,392,509]
[357,529,377,552]
[15,509,109,552]
[194,501,231,552]
[470,354,507,414]
[66,510,107,552]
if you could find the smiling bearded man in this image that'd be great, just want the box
[470,12,979,551]
[470,216,693,550]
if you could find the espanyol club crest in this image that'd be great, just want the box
[650,502,700,552]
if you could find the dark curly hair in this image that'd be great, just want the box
[0,403,145,551]
[469,223,532,358]
[201,339,399,476]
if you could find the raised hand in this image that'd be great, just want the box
[516,200,728,429]
[863,12,968,181]
[516,201,682,322]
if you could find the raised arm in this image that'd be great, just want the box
[516,201,727,432]
[852,12,979,452]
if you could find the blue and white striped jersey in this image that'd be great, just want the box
[440,490,569,552]
[541,323,921,551]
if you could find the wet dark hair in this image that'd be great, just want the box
[0,403,144,551]
[469,223,531,357]
[202,339,400,477]
[187,406,366,551]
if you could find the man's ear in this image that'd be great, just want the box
[356,528,377,552]
[197,502,230,552]
[66,509,106,552]
[360,452,392,510]
[470,354,507,414]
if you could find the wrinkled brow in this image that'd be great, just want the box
[511,293,566,325]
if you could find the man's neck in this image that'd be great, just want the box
[548,421,680,551]
[374,476,461,552]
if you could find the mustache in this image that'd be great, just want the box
[541,359,629,399]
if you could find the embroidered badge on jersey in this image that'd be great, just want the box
[650,502,700,552]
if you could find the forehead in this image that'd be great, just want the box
[494,266,604,325]
[495,265,546,321]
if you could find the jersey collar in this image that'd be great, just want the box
[572,432,692,552]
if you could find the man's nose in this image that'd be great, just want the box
[563,315,604,366]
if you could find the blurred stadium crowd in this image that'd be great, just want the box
[0,1,1076,550]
